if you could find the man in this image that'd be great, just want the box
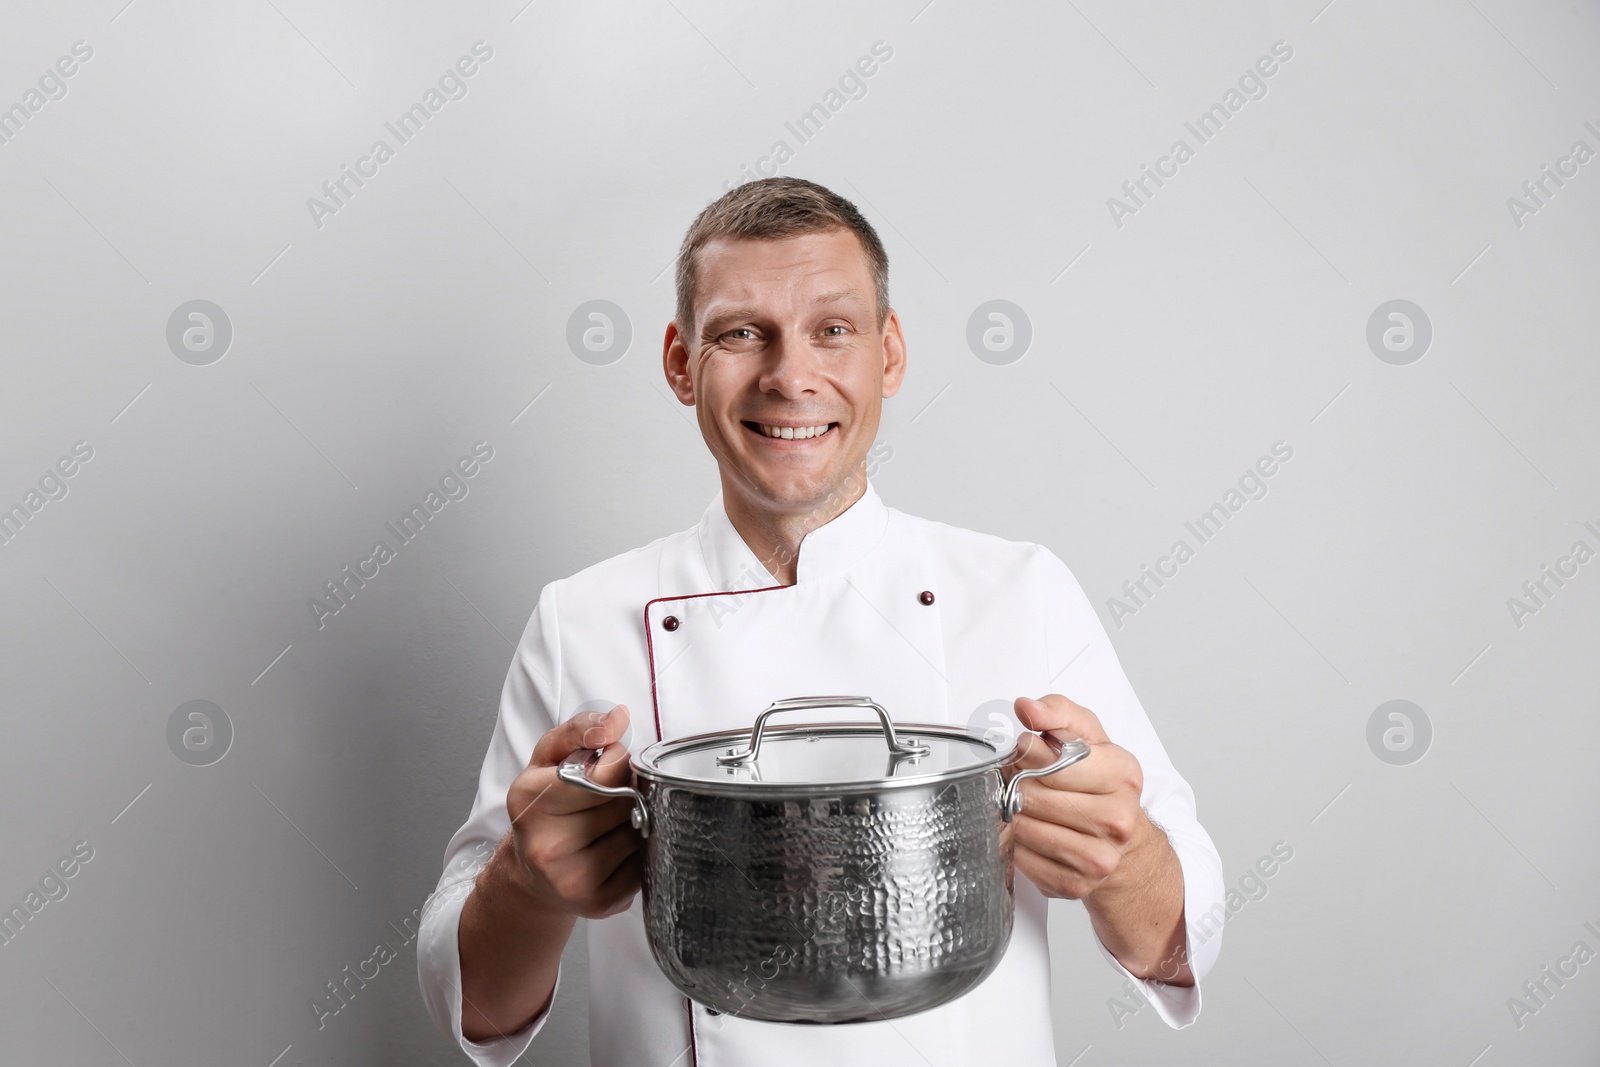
[419,177,1224,1065]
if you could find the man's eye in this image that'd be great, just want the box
[822,325,848,336]
[724,328,756,341]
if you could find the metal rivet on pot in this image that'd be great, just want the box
[662,615,680,631]
[918,590,935,605]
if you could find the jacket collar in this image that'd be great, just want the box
[696,481,890,590]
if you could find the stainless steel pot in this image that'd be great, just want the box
[558,695,1089,1023]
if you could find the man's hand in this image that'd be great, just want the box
[502,704,644,918]
[1006,694,1192,985]
[1006,694,1147,899]
[458,705,644,1042]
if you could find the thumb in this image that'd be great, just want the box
[581,703,632,752]
[530,703,632,768]
[1014,694,1108,745]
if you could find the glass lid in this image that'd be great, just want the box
[641,696,1005,788]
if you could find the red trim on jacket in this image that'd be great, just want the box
[645,581,791,1044]
[642,585,788,742]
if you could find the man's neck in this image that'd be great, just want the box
[720,472,868,586]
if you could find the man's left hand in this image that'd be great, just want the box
[1005,694,1154,900]
[1005,693,1192,984]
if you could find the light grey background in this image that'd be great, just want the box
[2,0,1597,1064]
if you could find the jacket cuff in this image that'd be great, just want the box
[1090,829,1222,1030]
[1094,938,1201,1028]
[417,878,557,1066]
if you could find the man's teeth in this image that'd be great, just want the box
[757,424,831,440]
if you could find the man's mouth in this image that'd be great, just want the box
[742,421,838,441]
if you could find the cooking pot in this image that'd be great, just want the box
[558,695,1089,1023]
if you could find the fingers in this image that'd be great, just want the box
[1014,695,1108,745]
[568,739,636,789]
[512,750,635,820]
[542,794,637,844]
[511,793,631,866]
[1013,837,1112,901]
[541,821,644,918]
[497,709,648,920]
[592,850,646,918]
[1010,730,1080,772]
[531,704,633,768]
[1012,782,1124,838]
[1008,730,1142,797]
[516,706,638,820]
[1011,786,1143,850]
[571,820,644,888]
[1011,795,1144,901]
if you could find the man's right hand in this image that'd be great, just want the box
[458,704,643,1042]
[502,704,644,918]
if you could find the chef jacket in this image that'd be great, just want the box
[419,482,1224,1066]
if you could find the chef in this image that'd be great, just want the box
[419,177,1225,1066]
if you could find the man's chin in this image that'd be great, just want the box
[733,469,861,519]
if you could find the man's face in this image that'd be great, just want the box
[664,229,905,519]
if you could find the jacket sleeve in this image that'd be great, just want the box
[417,581,565,1065]
[1036,546,1225,1028]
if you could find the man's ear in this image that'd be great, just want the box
[663,321,696,405]
[880,308,907,399]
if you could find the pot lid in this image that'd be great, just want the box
[638,696,1006,789]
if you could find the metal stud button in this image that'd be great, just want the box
[918,590,935,606]
[662,615,680,631]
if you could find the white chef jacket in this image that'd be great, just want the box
[419,482,1224,1066]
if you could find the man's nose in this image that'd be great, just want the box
[757,327,823,397]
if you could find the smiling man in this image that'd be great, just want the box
[419,178,1224,1066]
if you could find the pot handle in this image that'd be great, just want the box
[556,748,652,838]
[1000,731,1092,822]
[715,695,931,766]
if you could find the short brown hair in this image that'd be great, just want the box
[674,177,890,335]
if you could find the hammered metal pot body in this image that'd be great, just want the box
[637,768,1014,1023]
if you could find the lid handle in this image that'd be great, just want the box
[714,696,932,767]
